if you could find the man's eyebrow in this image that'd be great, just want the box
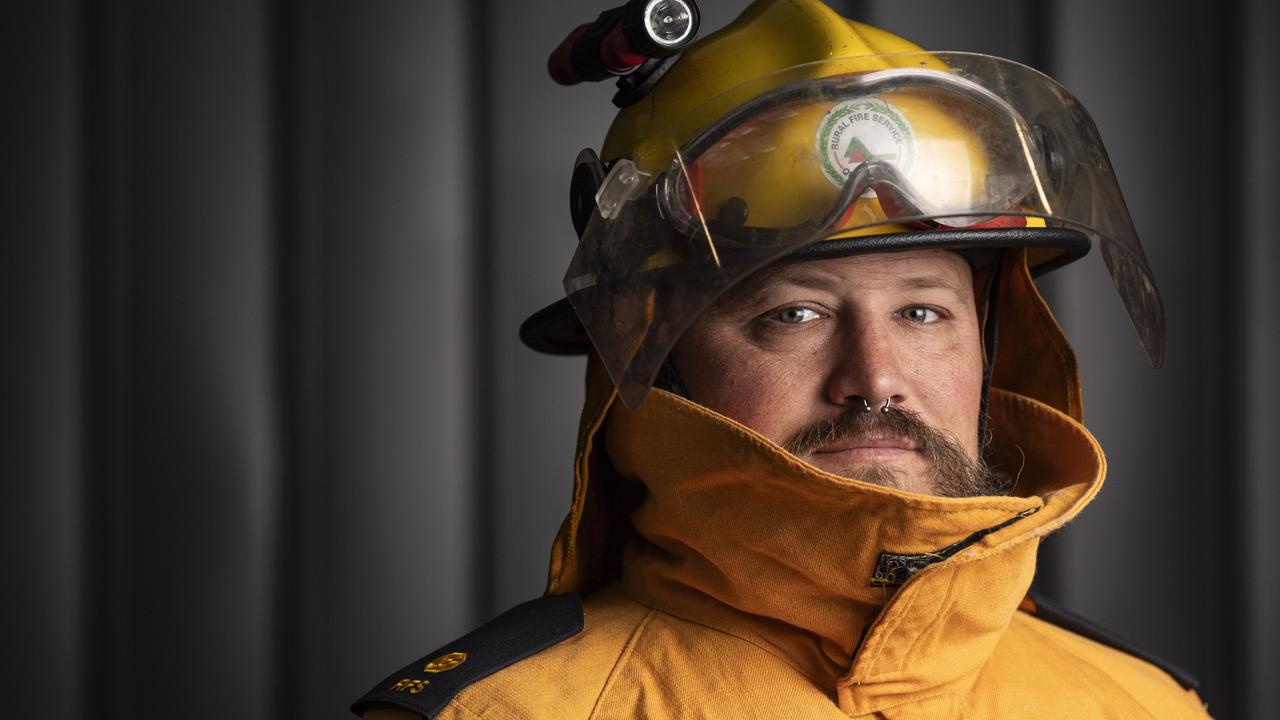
[766,268,840,290]
[721,266,838,307]
[898,275,969,302]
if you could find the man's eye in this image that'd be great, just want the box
[900,306,941,323]
[775,307,822,324]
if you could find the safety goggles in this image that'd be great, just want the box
[564,52,1163,409]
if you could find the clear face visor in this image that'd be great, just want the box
[566,53,1164,409]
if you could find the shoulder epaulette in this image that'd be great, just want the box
[351,592,584,718]
[1023,590,1199,692]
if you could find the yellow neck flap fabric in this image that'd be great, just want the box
[603,385,1103,706]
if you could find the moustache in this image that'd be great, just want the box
[782,405,946,458]
[782,406,1009,497]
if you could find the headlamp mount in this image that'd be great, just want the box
[548,0,701,107]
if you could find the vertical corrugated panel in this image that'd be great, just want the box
[1049,0,1234,714]
[486,0,606,613]
[83,1,278,717]
[3,3,83,718]
[287,1,474,716]
[465,0,499,626]
[81,0,133,713]
[1241,0,1280,716]
[270,0,312,713]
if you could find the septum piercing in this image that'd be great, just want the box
[853,396,893,413]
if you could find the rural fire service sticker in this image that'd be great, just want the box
[816,98,916,193]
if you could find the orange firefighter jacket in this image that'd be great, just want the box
[359,255,1211,719]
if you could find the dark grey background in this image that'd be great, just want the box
[5,0,1276,718]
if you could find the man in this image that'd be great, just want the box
[353,0,1211,717]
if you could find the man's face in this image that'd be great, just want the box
[670,249,995,497]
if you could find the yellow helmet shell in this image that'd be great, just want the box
[602,0,940,174]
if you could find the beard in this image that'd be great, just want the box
[782,406,1010,498]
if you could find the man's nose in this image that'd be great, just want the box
[824,317,908,411]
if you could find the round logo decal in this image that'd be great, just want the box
[816,98,916,190]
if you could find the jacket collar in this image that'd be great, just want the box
[604,386,1103,715]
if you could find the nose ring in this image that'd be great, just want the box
[881,397,893,414]
[854,396,872,413]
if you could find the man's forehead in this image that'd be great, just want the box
[728,249,974,302]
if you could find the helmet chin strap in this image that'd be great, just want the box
[977,252,1004,454]
[657,357,692,399]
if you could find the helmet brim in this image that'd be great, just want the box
[521,226,1089,355]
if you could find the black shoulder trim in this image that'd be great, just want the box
[1024,590,1200,692]
[350,593,584,718]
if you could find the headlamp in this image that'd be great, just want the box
[634,0,697,49]
[548,0,701,86]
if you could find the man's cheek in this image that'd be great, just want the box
[926,375,984,456]
[717,357,821,440]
